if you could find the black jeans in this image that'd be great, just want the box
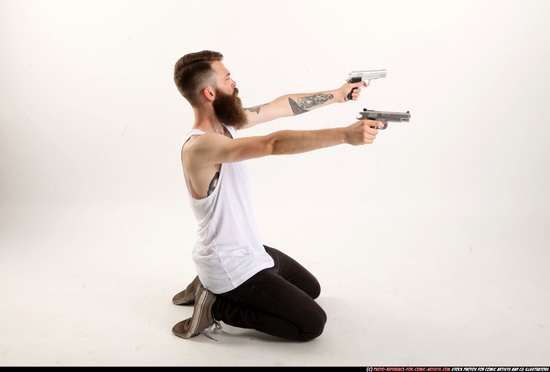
[211,246,327,341]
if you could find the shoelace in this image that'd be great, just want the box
[202,319,224,341]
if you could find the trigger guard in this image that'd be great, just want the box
[370,121,388,130]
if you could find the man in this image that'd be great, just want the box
[171,50,382,342]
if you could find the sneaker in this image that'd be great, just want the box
[172,276,202,305]
[172,287,217,339]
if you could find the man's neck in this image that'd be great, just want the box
[192,106,225,135]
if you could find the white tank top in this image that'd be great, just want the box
[181,125,274,294]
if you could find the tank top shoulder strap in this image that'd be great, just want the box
[182,125,237,149]
[181,129,206,148]
[224,125,237,139]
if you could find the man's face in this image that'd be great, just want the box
[211,61,236,95]
[211,61,248,128]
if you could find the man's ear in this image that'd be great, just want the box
[202,86,215,102]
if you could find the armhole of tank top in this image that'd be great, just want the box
[181,129,226,202]
[181,130,206,198]
[185,163,225,202]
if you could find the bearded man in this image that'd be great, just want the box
[171,50,382,341]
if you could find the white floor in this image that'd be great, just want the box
[2,0,550,367]
[1,201,549,367]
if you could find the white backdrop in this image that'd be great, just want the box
[1,0,549,366]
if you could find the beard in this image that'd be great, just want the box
[212,87,248,129]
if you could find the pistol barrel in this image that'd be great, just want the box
[359,109,410,122]
[348,69,387,83]
[346,69,387,99]
[358,109,411,129]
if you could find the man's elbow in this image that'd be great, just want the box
[264,134,278,156]
[267,131,296,156]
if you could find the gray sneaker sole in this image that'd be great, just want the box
[172,290,211,339]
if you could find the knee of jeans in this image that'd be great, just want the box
[304,280,321,300]
[300,308,327,341]
[310,282,321,300]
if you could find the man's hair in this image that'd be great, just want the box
[174,50,224,106]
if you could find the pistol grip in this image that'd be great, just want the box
[346,77,362,100]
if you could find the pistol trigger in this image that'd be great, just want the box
[370,120,388,130]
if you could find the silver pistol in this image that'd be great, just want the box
[358,108,411,130]
[346,69,387,100]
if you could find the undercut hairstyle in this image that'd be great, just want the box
[174,50,224,107]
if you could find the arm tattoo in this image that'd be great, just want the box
[244,103,268,115]
[207,172,220,196]
[288,98,308,115]
[288,93,334,115]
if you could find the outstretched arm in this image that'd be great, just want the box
[182,118,383,199]
[241,81,367,129]
[185,119,382,168]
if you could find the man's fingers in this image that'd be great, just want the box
[349,81,368,100]
[368,120,386,130]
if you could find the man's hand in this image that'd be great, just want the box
[345,120,383,145]
[334,81,368,103]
